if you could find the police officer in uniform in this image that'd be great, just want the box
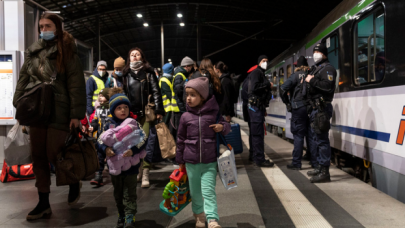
[280,56,312,170]
[305,43,337,183]
[243,55,274,167]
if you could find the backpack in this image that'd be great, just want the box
[241,75,250,102]
[230,73,248,103]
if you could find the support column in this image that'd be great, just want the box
[0,0,4,50]
[161,21,164,67]
[197,19,202,62]
[97,16,101,61]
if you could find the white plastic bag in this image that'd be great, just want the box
[217,148,238,190]
[4,123,31,166]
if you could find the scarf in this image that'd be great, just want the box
[130,61,144,72]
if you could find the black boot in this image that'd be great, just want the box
[68,181,82,205]
[307,165,321,176]
[125,214,136,228]
[255,160,274,168]
[302,153,310,161]
[26,192,52,220]
[287,163,301,170]
[90,173,104,186]
[114,215,125,228]
[310,166,331,183]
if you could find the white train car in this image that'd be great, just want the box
[237,0,405,203]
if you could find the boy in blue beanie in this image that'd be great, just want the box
[160,63,175,126]
[99,88,147,228]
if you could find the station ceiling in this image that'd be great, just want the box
[34,0,343,73]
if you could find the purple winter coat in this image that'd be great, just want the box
[176,95,231,164]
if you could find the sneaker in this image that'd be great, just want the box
[255,160,274,168]
[68,181,82,205]
[194,212,206,228]
[286,164,301,170]
[125,214,136,228]
[208,219,222,228]
[26,192,52,220]
[114,215,125,228]
[90,172,104,186]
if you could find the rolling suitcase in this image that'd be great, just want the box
[224,123,243,154]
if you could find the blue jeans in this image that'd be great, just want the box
[290,106,309,167]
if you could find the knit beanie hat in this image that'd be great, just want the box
[257,55,268,65]
[181,56,194,67]
[162,63,174,74]
[313,43,328,57]
[296,56,308,67]
[109,93,131,118]
[99,88,110,101]
[114,57,125,68]
[97,60,107,69]
[185,77,209,100]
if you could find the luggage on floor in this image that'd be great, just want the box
[224,123,243,154]
[0,160,35,183]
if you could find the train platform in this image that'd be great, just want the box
[0,119,405,228]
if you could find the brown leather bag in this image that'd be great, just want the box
[15,72,56,126]
[56,128,99,186]
[145,94,156,122]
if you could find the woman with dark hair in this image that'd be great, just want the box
[122,47,164,188]
[214,61,236,122]
[13,13,86,220]
[190,58,222,104]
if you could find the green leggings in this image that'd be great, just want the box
[111,174,137,216]
[186,162,219,221]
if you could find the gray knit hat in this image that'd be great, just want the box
[181,56,194,67]
[97,60,107,68]
[185,77,209,100]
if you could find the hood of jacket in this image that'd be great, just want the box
[247,65,258,73]
[186,95,219,116]
[174,65,188,76]
[219,72,231,80]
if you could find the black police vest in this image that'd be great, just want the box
[307,62,336,102]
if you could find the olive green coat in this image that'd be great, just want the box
[13,39,86,132]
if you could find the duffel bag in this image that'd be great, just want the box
[0,160,35,183]
[224,123,243,154]
[56,127,99,186]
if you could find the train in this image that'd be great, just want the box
[236,0,405,203]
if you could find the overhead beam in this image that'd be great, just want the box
[205,20,266,24]
[204,20,283,58]
[63,3,268,24]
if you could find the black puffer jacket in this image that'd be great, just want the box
[219,73,235,116]
[123,68,164,118]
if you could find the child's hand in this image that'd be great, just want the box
[123,149,133,157]
[179,164,185,171]
[89,126,94,133]
[81,125,87,133]
[209,124,224,133]
[106,147,116,157]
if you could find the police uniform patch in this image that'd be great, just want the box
[328,75,333,81]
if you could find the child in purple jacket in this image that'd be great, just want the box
[176,77,231,228]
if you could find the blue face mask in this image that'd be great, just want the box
[115,71,123,77]
[40,31,56,41]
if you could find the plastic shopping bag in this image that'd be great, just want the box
[4,123,31,166]
[217,133,238,190]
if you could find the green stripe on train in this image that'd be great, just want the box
[306,0,375,49]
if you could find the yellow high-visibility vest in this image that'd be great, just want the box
[90,75,105,106]
[172,72,186,85]
[159,77,180,112]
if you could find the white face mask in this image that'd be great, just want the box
[260,62,267,70]
[98,71,106,77]
[313,53,323,63]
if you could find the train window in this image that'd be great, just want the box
[272,71,278,98]
[279,68,284,87]
[354,6,385,85]
[327,35,339,70]
[287,65,292,78]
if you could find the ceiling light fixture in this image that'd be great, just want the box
[168,59,172,61]
[137,14,143,18]
[180,22,185,26]
[177,13,183,18]
[143,23,149,27]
